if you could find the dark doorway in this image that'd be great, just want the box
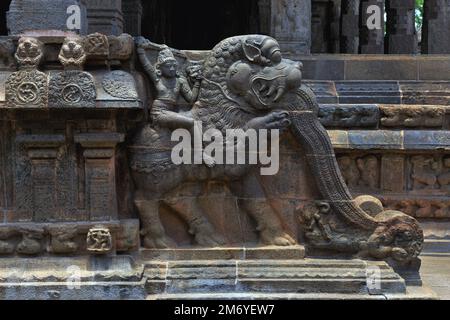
[0,0,11,35]
[141,0,262,50]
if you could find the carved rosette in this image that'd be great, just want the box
[6,70,48,108]
[49,71,96,108]
[102,70,138,99]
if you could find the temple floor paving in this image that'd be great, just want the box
[420,255,450,300]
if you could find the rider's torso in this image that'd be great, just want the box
[155,77,181,104]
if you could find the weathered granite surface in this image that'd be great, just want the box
[7,0,88,35]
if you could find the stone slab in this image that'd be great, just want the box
[139,246,306,261]
[144,259,416,297]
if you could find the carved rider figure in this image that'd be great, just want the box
[136,37,215,166]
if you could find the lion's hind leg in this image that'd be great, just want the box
[163,192,226,247]
[135,199,177,249]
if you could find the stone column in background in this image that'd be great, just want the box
[270,0,312,55]
[7,0,88,35]
[312,0,331,53]
[359,0,385,53]
[86,0,124,36]
[340,0,360,53]
[385,0,417,54]
[422,0,450,54]
[122,0,143,36]
[258,0,272,35]
[330,0,342,53]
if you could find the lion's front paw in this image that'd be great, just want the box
[260,229,297,246]
[247,111,291,130]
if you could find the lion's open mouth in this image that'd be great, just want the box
[251,75,287,107]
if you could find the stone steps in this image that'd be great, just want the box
[143,258,408,297]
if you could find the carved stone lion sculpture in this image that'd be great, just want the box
[129,35,423,263]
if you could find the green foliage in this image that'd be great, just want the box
[415,0,424,30]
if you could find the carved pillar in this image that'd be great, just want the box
[385,0,417,54]
[86,0,124,35]
[359,0,385,53]
[15,135,66,222]
[258,0,272,35]
[312,0,331,53]
[330,0,342,53]
[75,133,124,222]
[7,0,88,35]
[422,0,450,54]
[270,0,312,55]
[340,0,360,53]
[122,0,143,36]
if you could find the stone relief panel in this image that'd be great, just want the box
[337,154,380,190]
[409,155,450,192]
[383,198,450,219]
[319,104,379,128]
[380,105,446,128]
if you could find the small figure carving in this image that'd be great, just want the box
[337,156,360,187]
[411,156,439,190]
[17,227,44,255]
[356,155,379,189]
[49,228,79,254]
[84,33,109,58]
[136,37,215,167]
[298,202,332,242]
[87,227,113,253]
[438,157,450,190]
[0,228,16,254]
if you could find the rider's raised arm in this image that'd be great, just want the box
[180,77,201,104]
[136,39,158,83]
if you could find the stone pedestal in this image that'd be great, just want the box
[86,0,124,36]
[7,0,88,35]
[270,0,311,55]
[385,0,417,54]
[422,0,450,54]
[340,0,360,53]
[122,0,143,36]
[360,0,385,53]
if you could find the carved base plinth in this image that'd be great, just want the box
[0,256,146,300]
[0,255,437,300]
[138,246,305,261]
[144,258,437,300]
